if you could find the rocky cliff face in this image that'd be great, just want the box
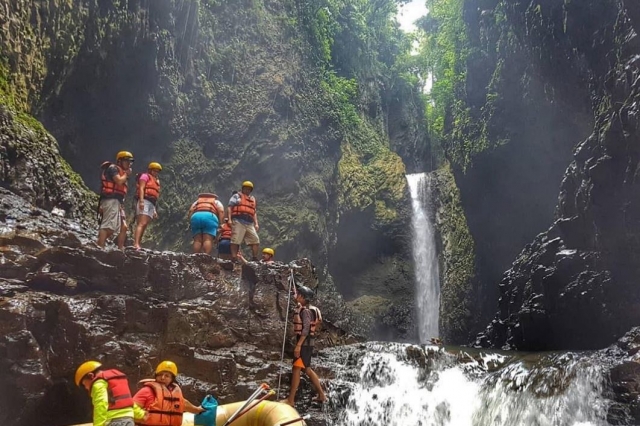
[468,0,640,350]
[0,186,359,426]
[0,0,428,340]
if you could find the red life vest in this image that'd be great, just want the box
[219,222,232,240]
[101,162,128,200]
[136,173,160,204]
[230,193,256,219]
[194,193,220,215]
[137,380,185,426]
[91,369,134,411]
[293,305,322,337]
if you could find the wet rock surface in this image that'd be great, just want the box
[475,0,640,351]
[0,187,360,426]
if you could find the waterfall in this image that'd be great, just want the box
[327,343,611,426]
[406,173,440,342]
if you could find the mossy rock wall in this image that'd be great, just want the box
[0,0,429,338]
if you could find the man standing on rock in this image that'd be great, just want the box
[133,162,162,250]
[97,151,134,249]
[228,181,260,261]
[281,285,326,407]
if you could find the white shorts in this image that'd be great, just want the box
[136,199,156,218]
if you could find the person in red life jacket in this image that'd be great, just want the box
[188,193,224,254]
[97,151,134,250]
[75,360,146,426]
[280,285,326,407]
[228,181,260,261]
[133,360,205,426]
[217,217,233,261]
[133,162,162,250]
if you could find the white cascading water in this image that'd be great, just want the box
[330,344,610,426]
[406,173,440,342]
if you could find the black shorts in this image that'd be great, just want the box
[293,345,313,369]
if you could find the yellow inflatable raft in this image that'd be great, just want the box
[72,400,305,426]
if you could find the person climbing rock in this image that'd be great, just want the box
[133,162,162,250]
[133,360,205,425]
[237,247,276,307]
[280,285,326,407]
[238,247,275,265]
[189,193,224,255]
[217,217,233,262]
[228,181,260,261]
[75,360,146,426]
[97,151,134,250]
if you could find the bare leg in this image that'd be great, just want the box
[250,243,259,260]
[116,222,128,250]
[193,234,203,253]
[230,243,239,261]
[134,215,150,249]
[97,229,113,248]
[202,235,214,255]
[305,367,326,401]
[282,366,302,406]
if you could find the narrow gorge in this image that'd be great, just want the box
[3,0,640,425]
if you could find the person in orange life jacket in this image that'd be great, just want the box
[189,193,224,254]
[133,162,162,250]
[280,285,326,407]
[228,181,260,261]
[133,360,205,426]
[97,151,134,250]
[217,217,233,261]
[75,360,146,426]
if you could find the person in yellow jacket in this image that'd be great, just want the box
[133,360,205,426]
[75,360,146,426]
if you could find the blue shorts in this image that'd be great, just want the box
[191,211,219,237]
[218,239,231,254]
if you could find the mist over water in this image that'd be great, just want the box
[330,344,610,426]
[407,173,440,342]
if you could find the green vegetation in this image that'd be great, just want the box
[416,0,509,170]
[434,163,477,342]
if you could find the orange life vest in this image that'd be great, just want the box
[293,304,322,337]
[91,369,134,411]
[219,222,232,240]
[136,173,160,204]
[193,193,219,215]
[230,193,256,219]
[100,162,128,200]
[138,380,185,426]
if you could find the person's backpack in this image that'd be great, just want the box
[194,394,218,426]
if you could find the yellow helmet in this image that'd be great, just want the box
[242,181,254,189]
[148,162,162,171]
[155,360,178,376]
[116,151,134,162]
[75,360,102,386]
[262,248,275,256]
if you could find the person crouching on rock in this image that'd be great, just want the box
[75,360,146,426]
[281,285,327,407]
[228,181,260,261]
[133,162,162,250]
[133,360,205,425]
[97,151,134,250]
[188,193,224,255]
